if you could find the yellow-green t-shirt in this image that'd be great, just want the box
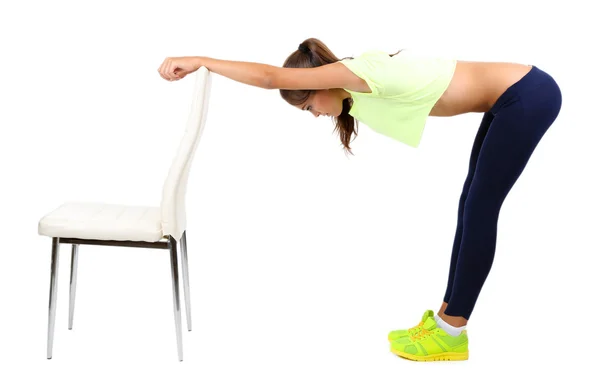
[339,48,456,148]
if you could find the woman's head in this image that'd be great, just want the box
[280,38,400,156]
[279,38,401,155]
[280,38,357,156]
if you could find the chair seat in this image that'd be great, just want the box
[38,201,165,242]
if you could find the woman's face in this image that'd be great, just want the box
[297,89,345,118]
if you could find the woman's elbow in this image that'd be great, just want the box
[264,70,278,89]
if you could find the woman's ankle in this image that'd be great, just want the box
[438,301,449,315]
[437,302,468,327]
[439,312,468,328]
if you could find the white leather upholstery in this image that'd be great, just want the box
[37,202,164,242]
[161,66,212,241]
[38,66,212,242]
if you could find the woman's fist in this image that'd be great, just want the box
[157,56,201,81]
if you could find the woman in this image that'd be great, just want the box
[157,37,562,361]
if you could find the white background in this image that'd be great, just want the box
[1,0,598,383]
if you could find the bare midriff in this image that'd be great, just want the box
[429,60,534,117]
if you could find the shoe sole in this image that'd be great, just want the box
[390,346,469,361]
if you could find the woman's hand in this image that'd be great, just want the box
[157,56,201,81]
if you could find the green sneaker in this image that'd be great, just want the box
[390,315,469,361]
[387,310,434,342]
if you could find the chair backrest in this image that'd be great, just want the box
[160,66,212,241]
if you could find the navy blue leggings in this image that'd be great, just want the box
[443,65,562,320]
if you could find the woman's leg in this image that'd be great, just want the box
[443,68,562,322]
[442,111,495,310]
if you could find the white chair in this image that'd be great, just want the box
[38,66,212,361]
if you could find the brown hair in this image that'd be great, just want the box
[279,37,401,156]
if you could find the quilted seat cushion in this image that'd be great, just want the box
[38,202,165,242]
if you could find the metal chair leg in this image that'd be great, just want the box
[180,231,192,331]
[169,236,183,361]
[47,237,60,359]
[68,244,79,330]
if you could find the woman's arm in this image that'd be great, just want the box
[266,62,357,91]
[193,56,357,91]
[158,56,277,88]
[193,56,275,89]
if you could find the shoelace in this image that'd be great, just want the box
[409,328,432,342]
[407,321,424,334]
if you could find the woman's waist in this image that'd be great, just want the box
[430,60,534,116]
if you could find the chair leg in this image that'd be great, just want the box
[47,237,60,359]
[180,231,192,331]
[68,244,79,330]
[169,236,184,361]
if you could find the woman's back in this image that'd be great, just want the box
[431,60,533,116]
